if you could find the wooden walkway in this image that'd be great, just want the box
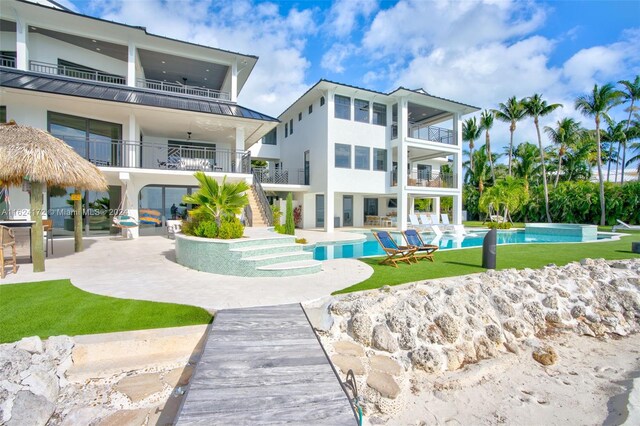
[177,304,356,425]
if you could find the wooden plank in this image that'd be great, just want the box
[177,304,356,425]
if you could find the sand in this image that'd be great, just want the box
[383,332,640,425]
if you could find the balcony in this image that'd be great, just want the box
[409,125,454,145]
[253,167,306,185]
[391,171,457,189]
[1,55,16,68]
[26,60,231,101]
[55,137,250,174]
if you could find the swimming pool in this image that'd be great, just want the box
[306,229,613,261]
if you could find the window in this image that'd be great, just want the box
[285,123,288,137]
[262,128,276,145]
[391,103,398,139]
[289,119,293,135]
[309,104,313,114]
[298,112,302,121]
[335,143,351,168]
[355,99,369,123]
[418,164,432,180]
[320,96,325,106]
[372,103,386,126]
[0,106,6,123]
[373,148,387,171]
[335,95,351,120]
[354,146,370,170]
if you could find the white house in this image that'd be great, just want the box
[0,0,277,237]
[1,0,478,239]
[250,80,479,231]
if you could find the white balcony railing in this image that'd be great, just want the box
[136,78,230,101]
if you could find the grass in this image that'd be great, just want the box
[335,230,640,294]
[0,279,212,344]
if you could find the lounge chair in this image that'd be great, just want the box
[402,229,438,262]
[418,214,432,228]
[440,214,457,232]
[373,231,418,267]
[430,214,440,225]
[408,214,427,231]
[612,220,640,232]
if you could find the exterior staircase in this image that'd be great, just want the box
[247,186,269,227]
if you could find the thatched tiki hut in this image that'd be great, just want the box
[0,121,107,272]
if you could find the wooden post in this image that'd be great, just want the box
[30,181,45,272]
[74,188,83,252]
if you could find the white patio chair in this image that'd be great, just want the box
[408,214,427,230]
[612,220,640,232]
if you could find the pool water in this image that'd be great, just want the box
[307,230,612,261]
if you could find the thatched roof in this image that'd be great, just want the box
[0,121,107,190]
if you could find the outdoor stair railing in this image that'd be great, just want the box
[252,170,274,226]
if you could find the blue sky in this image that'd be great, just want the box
[60,0,639,154]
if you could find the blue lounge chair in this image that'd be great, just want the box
[373,231,418,267]
[402,229,439,262]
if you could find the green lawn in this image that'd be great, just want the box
[0,279,212,343]
[335,230,640,294]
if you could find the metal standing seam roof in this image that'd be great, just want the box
[0,68,278,122]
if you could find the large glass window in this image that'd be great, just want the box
[139,185,195,235]
[354,146,370,170]
[289,119,293,135]
[418,164,432,180]
[372,103,386,126]
[335,143,351,168]
[355,99,369,123]
[391,104,398,139]
[373,148,387,171]
[335,95,351,120]
[285,123,288,137]
[48,112,122,166]
[262,128,277,145]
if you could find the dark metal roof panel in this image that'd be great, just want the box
[0,68,278,122]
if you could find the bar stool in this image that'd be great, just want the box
[43,219,54,257]
[1,225,17,279]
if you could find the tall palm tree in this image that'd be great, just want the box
[563,134,596,181]
[512,142,540,193]
[601,117,626,181]
[462,117,482,171]
[493,96,526,176]
[523,94,562,223]
[575,83,623,225]
[464,145,491,195]
[618,76,640,183]
[544,118,582,187]
[479,109,496,182]
[625,119,640,180]
[182,172,249,227]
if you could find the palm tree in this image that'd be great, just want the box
[462,117,482,170]
[601,117,626,181]
[625,119,640,180]
[512,142,540,193]
[575,83,623,225]
[493,96,526,176]
[523,94,562,223]
[618,76,640,183]
[479,109,496,182]
[182,172,249,227]
[464,144,490,195]
[563,134,596,181]
[544,118,582,187]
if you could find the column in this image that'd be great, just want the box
[230,59,238,102]
[452,194,462,225]
[127,114,138,167]
[16,18,28,70]
[453,113,463,224]
[432,197,441,216]
[127,42,136,87]
[325,89,335,232]
[235,127,244,172]
[119,172,139,238]
[396,98,409,231]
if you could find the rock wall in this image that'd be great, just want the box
[313,259,640,416]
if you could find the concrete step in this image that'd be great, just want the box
[256,260,323,276]
[230,243,303,258]
[242,251,313,268]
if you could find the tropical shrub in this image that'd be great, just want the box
[193,220,219,238]
[271,204,282,225]
[479,177,529,222]
[463,185,481,220]
[487,221,512,229]
[295,238,307,244]
[218,217,244,239]
[293,205,303,228]
[284,193,295,235]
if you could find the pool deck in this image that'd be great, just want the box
[0,229,373,311]
[177,304,356,425]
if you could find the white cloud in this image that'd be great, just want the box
[321,43,355,73]
[325,0,378,37]
[88,0,316,116]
